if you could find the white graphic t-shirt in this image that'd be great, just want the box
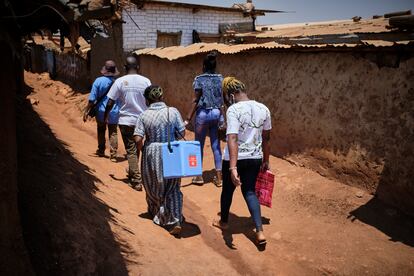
[223,100,272,161]
[107,74,151,126]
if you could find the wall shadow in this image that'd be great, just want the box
[348,198,414,248]
[16,83,129,275]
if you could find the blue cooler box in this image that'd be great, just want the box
[162,141,202,179]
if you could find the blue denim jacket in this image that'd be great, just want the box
[193,73,223,109]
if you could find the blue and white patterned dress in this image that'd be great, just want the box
[134,102,186,226]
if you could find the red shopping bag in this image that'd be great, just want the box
[255,170,275,208]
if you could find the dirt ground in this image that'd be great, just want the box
[18,72,414,275]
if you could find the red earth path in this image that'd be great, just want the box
[20,72,414,275]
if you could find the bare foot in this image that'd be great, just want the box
[212,218,229,230]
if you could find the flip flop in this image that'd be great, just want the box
[192,176,204,185]
[169,224,182,236]
[256,231,267,245]
[257,238,267,246]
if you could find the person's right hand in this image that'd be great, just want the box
[230,169,241,187]
[261,161,270,172]
[83,112,88,122]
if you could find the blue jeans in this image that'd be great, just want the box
[195,108,222,171]
[221,159,263,231]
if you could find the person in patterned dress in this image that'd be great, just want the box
[134,85,186,235]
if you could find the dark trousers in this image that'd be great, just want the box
[119,125,141,184]
[221,159,263,231]
[96,119,118,157]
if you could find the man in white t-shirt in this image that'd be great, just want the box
[104,56,151,191]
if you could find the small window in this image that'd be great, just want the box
[157,30,182,48]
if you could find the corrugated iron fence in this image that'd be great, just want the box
[25,44,90,89]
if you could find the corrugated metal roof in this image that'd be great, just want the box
[248,18,391,38]
[31,35,91,54]
[129,0,282,14]
[134,40,413,61]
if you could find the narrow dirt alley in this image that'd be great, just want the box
[19,72,414,275]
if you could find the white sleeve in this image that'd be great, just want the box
[107,80,120,101]
[263,107,272,131]
[226,106,240,135]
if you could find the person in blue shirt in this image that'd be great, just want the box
[83,60,120,162]
[185,52,225,187]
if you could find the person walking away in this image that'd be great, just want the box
[104,56,151,191]
[184,52,225,187]
[213,77,271,246]
[83,60,120,162]
[134,85,186,235]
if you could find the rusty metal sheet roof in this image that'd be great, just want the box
[251,18,392,38]
[134,40,413,61]
[129,0,282,14]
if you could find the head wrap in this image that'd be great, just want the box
[222,76,246,95]
[144,85,163,102]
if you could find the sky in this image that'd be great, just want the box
[167,0,414,25]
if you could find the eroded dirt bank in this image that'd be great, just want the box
[18,72,414,275]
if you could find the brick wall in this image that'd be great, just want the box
[122,3,252,51]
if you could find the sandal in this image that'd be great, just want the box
[213,176,222,187]
[131,183,143,191]
[169,222,182,236]
[256,231,267,245]
[192,176,204,185]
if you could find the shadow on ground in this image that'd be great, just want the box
[216,213,270,251]
[348,197,414,247]
[139,212,201,239]
[181,169,217,188]
[16,83,130,275]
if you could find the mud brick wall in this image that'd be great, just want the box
[138,49,414,215]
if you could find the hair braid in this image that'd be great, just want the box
[222,77,246,95]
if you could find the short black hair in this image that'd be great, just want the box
[125,55,138,70]
[203,51,217,73]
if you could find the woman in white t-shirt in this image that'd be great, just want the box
[213,77,271,245]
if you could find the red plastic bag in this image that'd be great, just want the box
[255,170,275,208]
